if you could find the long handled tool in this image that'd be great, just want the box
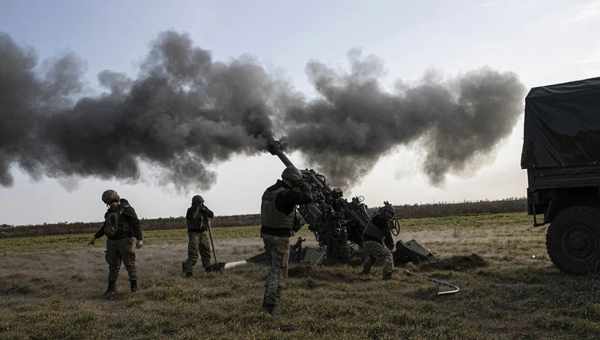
[207,220,218,264]
[204,219,253,272]
[206,218,219,268]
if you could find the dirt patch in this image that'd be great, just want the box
[0,273,49,295]
[288,265,358,283]
[418,254,487,271]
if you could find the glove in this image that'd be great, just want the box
[136,240,144,249]
[88,237,96,246]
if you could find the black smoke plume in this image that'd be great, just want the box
[284,50,525,187]
[0,32,525,190]
[0,31,278,190]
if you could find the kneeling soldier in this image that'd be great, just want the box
[361,202,395,280]
[89,190,143,298]
[182,195,214,276]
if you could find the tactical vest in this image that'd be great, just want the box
[261,186,295,230]
[363,220,385,242]
[104,207,130,239]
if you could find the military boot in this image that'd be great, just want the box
[262,302,280,317]
[360,257,374,275]
[182,262,192,277]
[104,280,116,299]
[130,280,138,292]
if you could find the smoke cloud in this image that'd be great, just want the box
[284,50,525,187]
[0,31,525,191]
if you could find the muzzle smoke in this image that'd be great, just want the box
[0,31,524,190]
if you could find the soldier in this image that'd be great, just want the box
[361,202,395,280]
[182,195,214,276]
[89,190,143,298]
[260,167,312,316]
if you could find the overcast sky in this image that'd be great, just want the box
[1,0,600,225]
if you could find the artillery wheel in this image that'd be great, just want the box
[546,206,600,275]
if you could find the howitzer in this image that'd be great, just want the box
[201,139,434,272]
[266,139,373,263]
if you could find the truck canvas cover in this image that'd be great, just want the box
[521,77,600,169]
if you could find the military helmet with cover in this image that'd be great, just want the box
[102,190,120,205]
[192,195,204,205]
[281,167,302,185]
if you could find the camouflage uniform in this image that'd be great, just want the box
[281,248,290,280]
[361,241,394,279]
[93,198,143,293]
[260,177,312,315]
[262,234,290,307]
[106,238,137,282]
[361,211,395,280]
[182,203,214,275]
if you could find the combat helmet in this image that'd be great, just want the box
[281,167,302,185]
[378,201,395,219]
[102,190,120,205]
[192,195,204,205]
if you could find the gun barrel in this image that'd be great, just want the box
[275,152,294,168]
[266,139,295,168]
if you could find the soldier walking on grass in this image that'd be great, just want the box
[89,190,143,298]
[182,195,214,276]
[260,167,312,316]
[361,202,396,280]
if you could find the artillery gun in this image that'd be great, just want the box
[266,138,388,263]
[209,138,433,271]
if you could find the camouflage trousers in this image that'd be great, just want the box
[183,231,212,273]
[106,238,137,282]
[262,234,290,308]
[362,240,394,278]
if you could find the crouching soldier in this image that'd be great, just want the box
[89,190,143,298]
[361,202,395,280]
[261,167,312,316]
[182,195,214,276]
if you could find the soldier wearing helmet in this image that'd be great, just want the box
[89,190,143,298]
[182,194,214,276]
[260,166,313,316]
[360,201,396,280]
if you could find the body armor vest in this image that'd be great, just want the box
[261,186,295,230]
[104,207,130,239]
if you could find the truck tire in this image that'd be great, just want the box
[546,205,600,275]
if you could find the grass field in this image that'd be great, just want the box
[1,212,600,339]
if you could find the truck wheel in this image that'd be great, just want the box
[546,206,600,274]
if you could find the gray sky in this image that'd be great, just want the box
[1,0,600,225]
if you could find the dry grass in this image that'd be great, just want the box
[1,212,600,339]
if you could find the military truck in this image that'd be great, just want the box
[522,77,600,274]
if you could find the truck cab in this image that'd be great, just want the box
[522,77,600,274]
